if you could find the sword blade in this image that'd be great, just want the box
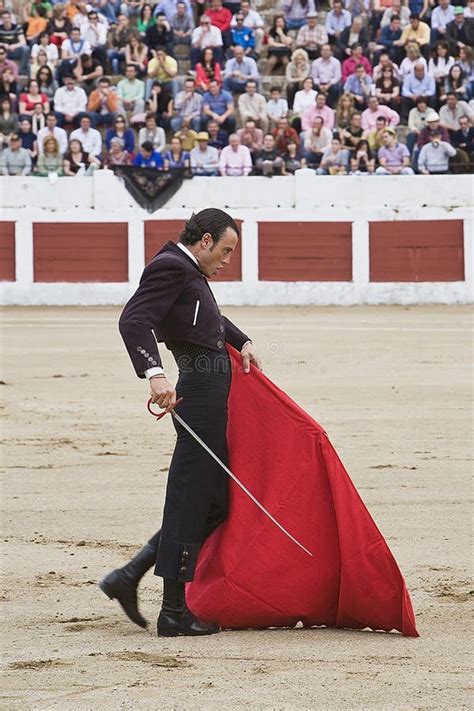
[172,410,313,557]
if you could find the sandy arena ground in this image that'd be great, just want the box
[0,304,472,710]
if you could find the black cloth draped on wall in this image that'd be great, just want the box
[112,167,191,212]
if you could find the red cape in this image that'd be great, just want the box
[187,347,419,637]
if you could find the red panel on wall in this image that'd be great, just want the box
[258,222,352,281]
[369,221,465,282]
[144,219,242,282]
[33,223,128,282]
[0,222,15,282]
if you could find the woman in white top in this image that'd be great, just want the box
[428,41,455,88]
[291,76,317,132]
[399,42,427,79]
[138,112,166,153]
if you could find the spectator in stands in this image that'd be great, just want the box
[400,42,427,79]
[137,3,156,36]
[283,138,306,173]
[418,129,456,172]
[417,111,451,152]
[401,62,436,120]
[87,77,118,128]
[285,49,311,110]
[440,65,469,103]
[204,0,232,50]
[105,114,135,153]
[0,10,30,76]
[283,0,317,31]
[311,44,342,108]
[266,15,294,75]
[302,116,332,166]
[316,135,349,174]
[335,16,368,61]
[230,12,255,57]
[381,0,410,29]
[361,95,400,130]
[439,91,473,132]
[147,47,179,98]
[133,140,164,167]
[428,41,455,92]
[292,76,317,132]
[53,76,88,128]
[189,130,219,175]
[80,10,107,67]
[171,77,203,132]
[375,66,401,110]
[350,138,375,173]
[0,133,32,175]
[379,15,404,64]
[37,113,68,156]
[31,103,46,135]
[163,134,190,168]
[376,128,414,173]
[340,111,364,151]
[223,45,259,95]
[202,78,235,132]
[63,137,101,175]
[104,136,132,167]
[30,31,59,69]
[431,0,455,43]
[117,64,145,118]
[231,0,265,54]
[406,95,437,152]
[342,43,372,81]
[125,34,148,79]
[399,14,430,55]
[253,133,284,176]
[195,48,222,92]
[335,92,356,129]
[344,63,372,109]
[146,13,174,56]
[74,53,104,95]
[365,115,389,151]
[302,93,336,131]
[108,14,132,75]
[373,52,401,83]
[207,118,228,149]
[35,135,64,176]
[0,65,17,105]
[147,80,173,130]
[19,79,50,118]
[325,0,352,46]
[238,79,269,133]
[445,7,474,56]
[219,133,252,175]
[451,115,474,157]
[191,15,224,69]
[153,0,193,23]
[47,4,72,51]
[173,123,197,151]
[295,11,327,60]
[36,66,58,103]
[59,27,91,85]
[138,112,166,153]
[170,2,193,51]
[19,116,37,163]
[272,116,300,152]
[70,113,102,158]
[267,86,289,126]
[237,118,264,152]
[0,46,18,80]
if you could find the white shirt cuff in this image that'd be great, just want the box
[144,366,164,379]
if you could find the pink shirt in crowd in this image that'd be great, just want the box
[301,104,336,132]
[361,105,400,131]
[219,144,252,176]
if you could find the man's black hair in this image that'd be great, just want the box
[141,141,154,152]
[179,209,239,246]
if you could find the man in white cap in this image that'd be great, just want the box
[190,131,219,176]
[295,11,328,60]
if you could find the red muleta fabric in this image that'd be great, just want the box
[186,346,419,637]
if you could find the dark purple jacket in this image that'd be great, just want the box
[119,241,249,378]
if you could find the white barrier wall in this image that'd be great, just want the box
[0,170,473,305]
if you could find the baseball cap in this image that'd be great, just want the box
[197,131,209,140]
[427,112,440,122]
[307,10,318,17]
[453,5,464,13]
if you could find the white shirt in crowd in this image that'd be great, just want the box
[80,20,108,48]
[53,85,88,115]
[399,55,427,79]
[70,126,103,156]
[293,88,317,116]
[31,43,59,63]
[191,25,223,48]
[36,125,68,155]
[427,56,455,80]
[219,144,252,176]
[138,126,167,153]
[266,97,289,121]
[61,37,92,57]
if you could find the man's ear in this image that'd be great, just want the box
[201,232,213,249]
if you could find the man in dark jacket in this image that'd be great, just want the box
[100,209,261,637]
[445,10,474,54]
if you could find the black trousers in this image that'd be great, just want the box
[149,344,231,582]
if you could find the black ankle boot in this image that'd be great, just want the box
[99,543,156,628]
[157,579,220,637]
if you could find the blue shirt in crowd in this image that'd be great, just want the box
[133,151,164,168]
[202,89,233,116]
[231,26,255,50]
[402,72,436,97]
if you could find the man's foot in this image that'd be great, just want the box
[99,569,148,629]
[157,607,220,637]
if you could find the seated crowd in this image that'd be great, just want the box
[0,0,473,178]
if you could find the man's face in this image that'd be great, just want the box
[316,94,326,109]
[356,66,365,79]
[392,0,401,10]
[177,3,186,15]
[211,0,221,9]
[331,139,341,152]
[414,64,424,79]
[447,94,456,108]
[235,15,244,25]
[417,101,427,112]
[263,135,274,150]
[245,121,255,131]
[2,12,11,28]
[410,17,419,28]
[277,118,287,130]
[459,117,468,130]
[208,121,218,134]
[368,97,378,111]
[455,12,464,23]
[382,131,393,146]
[427,120,439,129]
[146,116,155,128]
[198,138,208,150]
[271,91,280,102]
[20,120,30,133]
[229,135,240,149]
[80,117,91,130]
[47,115,56,128]
[352,114,361,128]
[126,66,136,80]
[333,2,342,13]
[392,18,401,30]
[246,82,256,96]
[71,30,81,42]
[234,46,244,61]
[321,44,331,59]
[0,49,6,63]
[157,14,167,26]
[210,81,219,95]
[200,18,211,31]
[241,1,250,15]
[185,81,195,93]
[65,78,75,91]
[440,0,449,8]
[376,118,386,130]
[89,13,98,23]
[199,228,238,278]
[308,17,317,28]
[156,50,166,62]
[353,46,362,58]
[10,137,21,150]
[313,118,323,131]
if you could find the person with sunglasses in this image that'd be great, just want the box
[105,114,135,154]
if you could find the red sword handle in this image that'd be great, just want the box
[147,397,184,420]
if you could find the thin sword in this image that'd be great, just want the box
[171,409,313,558]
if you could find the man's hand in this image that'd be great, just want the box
[241,342,262,373]
[149,376,177,412]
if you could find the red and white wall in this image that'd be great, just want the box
[0,170,472,305]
